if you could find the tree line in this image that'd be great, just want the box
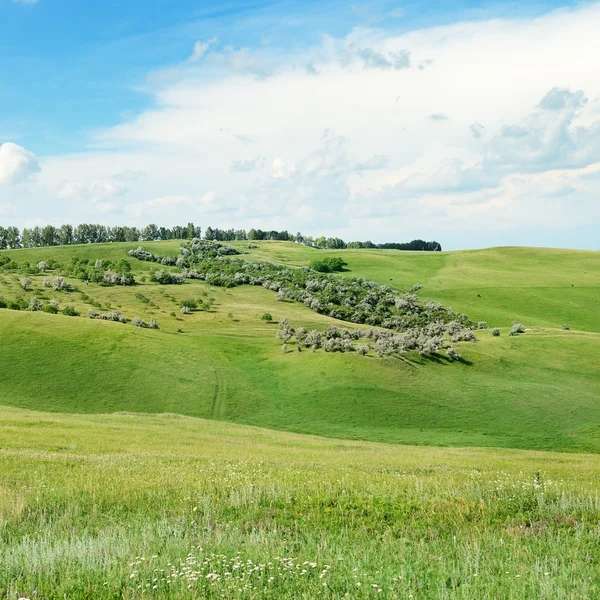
[0,222,441,252]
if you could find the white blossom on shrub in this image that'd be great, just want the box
[28,297,42,311]
[52,277,72,291]
[509,322,526,336]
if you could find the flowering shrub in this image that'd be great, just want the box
[509,322,526,336]
[132,316,159,329]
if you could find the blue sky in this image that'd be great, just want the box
[1,0,599,249]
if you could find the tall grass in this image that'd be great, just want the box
[1,408,599,598]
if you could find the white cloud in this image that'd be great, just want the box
[0,142,40,185]
[4,3,600,248]
[271,158,296,179]
[124,191,228,221]
[189,37,218,62]
[56,171,139,204]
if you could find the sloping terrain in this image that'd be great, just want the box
[0,242,599,452]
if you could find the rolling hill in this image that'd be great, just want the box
[0,241,598,452]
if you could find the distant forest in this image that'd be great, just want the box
[0,223,442,252]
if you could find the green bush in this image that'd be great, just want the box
[0,297,6,309]
[62,306,79,317]
[7,301,20,311]
[491,328,500,336]
[180,299,198,310]
[309,257,348,273]
[261,313,273,322]
[44,304,59,314]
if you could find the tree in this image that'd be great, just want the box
[20,277,32,290]
[41,225,58,247]
[5,226,21,249]
[58,224,74,245]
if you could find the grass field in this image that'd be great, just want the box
[1,241,600,597]
[0,242,599,452]
[1,406,600,598]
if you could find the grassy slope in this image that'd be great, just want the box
[0,242,599,452]
[1,406,600,598]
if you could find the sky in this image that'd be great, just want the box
[1,0,599,250]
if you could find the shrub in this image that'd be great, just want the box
[131,316,159,329]
[180,306,191,315]
[103,270,135,286]
[43,304,58,314]
[180,299,197,310]
[277,317,294,342]
[357,344,370,356]
[446,346,461,360]
[170,311,176,317]
[7,300,20,310]
[409,283,422,292]
[53,277,72,292]
[0,297,6,309]
[451,330,477,343]
[563,323,570,330]
[50,299,60,308]
[28,297,43,311]
[309,257,347,273]
[20,277,32,290]
[509,322,526,336]
[37,261,46,272]
[281,343,288,353]
[491,327,500,336]
[62,306,79,317]
[87,308,98,319]
[154,270,185,284]
[261,313,273,322]
[478,321,489,329]
[375,337,396,357]
[95,311,127,323]
[43,276,51,287]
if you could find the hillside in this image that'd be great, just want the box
[0,242,599,452]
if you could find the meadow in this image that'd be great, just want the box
[0,242,599,452]
[1,241,600,598]
[1,406,600,599]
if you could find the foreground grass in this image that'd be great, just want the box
[1,406,600,599]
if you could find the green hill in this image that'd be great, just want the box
[0,242,599,452]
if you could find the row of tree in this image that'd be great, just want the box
[0,223,202,249]
[0,222,441,252]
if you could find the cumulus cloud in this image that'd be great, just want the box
[231,157,265,172]
[56,171,143,204]
[6,3,600,247]
[0,142,40,185]
[124,191,230,220]
[470,123,485,139]
[189,37,218,62]
[482,88,600,173]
